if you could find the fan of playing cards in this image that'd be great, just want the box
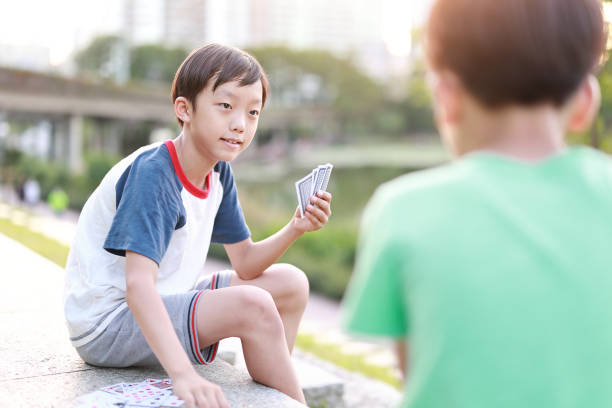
[295,163,333,217]
[74,378,184,408]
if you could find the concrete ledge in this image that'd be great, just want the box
[220,337,346,407]
[2,361,304,407]
[0,234,304,407]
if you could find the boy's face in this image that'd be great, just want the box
[186,78,263,164]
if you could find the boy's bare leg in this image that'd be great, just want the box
[195,285,306,404]
[229,263,309,352]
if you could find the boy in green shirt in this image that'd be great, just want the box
[343,0,611,407]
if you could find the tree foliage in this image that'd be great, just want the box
[74,35,124,80]
[74,37,436,139]
[74,37,187,84]
[130,45,188,83]
[247,46,435,137]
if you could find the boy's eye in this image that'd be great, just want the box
[220,103,231,109]
[249,110,260,117]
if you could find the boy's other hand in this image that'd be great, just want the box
[292,190,332,233]
[172,370,229,408]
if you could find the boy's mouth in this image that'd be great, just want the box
[220,137,243,147]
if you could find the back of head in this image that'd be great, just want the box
[426,0,606,108]
[171,43,269,127]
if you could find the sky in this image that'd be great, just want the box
[2,0,611,67]
[0,0,123,65]
[0,0,432,66]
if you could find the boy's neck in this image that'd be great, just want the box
[455,104,568,162]
[172,133,217,189]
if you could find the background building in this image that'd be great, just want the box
[122,0,418,79]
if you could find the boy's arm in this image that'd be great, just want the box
[224,191,332,280]
[125,251,227,408]
[395,339,409,380]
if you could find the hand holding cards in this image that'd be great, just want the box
[295,163,333,217]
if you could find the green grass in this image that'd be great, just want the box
[296,333,402,390]
[0,216,69,267]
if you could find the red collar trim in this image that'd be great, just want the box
[164,140,210,199]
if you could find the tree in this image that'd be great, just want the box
[247,46,385,138]
[130,44,188,83]
[74,35,126,81]
[568,14,612,152]
[74,36,187,85]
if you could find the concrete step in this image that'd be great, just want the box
[218,337,345,408]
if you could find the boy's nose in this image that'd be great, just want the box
[231,116,245,134]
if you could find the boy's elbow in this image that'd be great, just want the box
[232,260,264,280]
[226,239,259,280]
[234,266,258,280]
[125,281,141,306]
[125,274,154,304]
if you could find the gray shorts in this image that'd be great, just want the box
[76,270,233,367]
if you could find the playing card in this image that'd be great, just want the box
[75,390,126,408]
[123,384,171,406]
[312,165,327,196]
[320,163,333,192]
[102,383,126,396]
[295,163,333,217]
[76,378,181,408]
[151,382,173,390]
[160,394,185,407]
[295,173,313,217]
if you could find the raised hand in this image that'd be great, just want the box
[292,190,332,233]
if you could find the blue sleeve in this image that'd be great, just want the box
[103,155,184,265]
[211,162,251,244]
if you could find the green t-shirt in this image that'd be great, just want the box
[343,146,612,408]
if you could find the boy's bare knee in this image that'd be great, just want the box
[275,263,309,306]
[236,286,284,335]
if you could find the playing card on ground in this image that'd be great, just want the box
[123,384,171,405]
[75,390,126,408]
[160,394,185,407]
[76,378,183,408]
[101,382,126,396]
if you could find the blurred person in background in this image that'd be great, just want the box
[343,0,612,407]
[48,187,69,215]
[23,177,40,207]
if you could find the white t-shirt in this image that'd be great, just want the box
[64,140,250,347]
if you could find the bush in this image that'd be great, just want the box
[248,221,357,300]
[84,153,120,191]
[13,156,71,199]
[0,151,119,210]
[209,223,356,300]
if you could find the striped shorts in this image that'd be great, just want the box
[75,270,233,367]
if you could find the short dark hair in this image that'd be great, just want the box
[171,43,269,126]
[425,0,606,108]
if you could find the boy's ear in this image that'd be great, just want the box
[567,75,601,133]
[174,97,192,125]
[431,70,463,126]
